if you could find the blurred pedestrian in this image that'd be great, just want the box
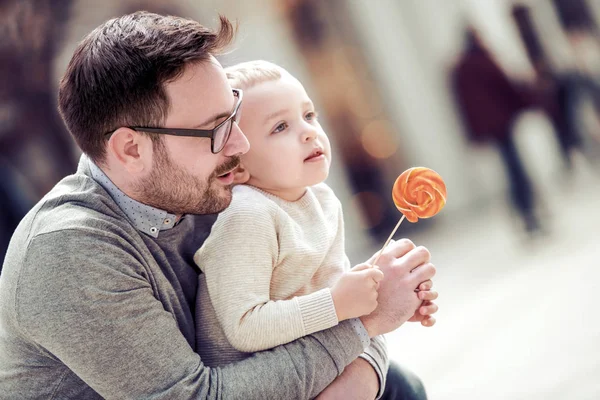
[452,28,541,233]
[531,59,585,169]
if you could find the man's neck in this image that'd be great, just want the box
[101,164,136,200]
[89,160,178,238]
[102,164,184,220]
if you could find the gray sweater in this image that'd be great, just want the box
[0,156,368,399]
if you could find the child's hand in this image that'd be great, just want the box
[331,264,384,321]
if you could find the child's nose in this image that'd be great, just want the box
[301,127,317,142]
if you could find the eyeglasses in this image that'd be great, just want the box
[106,88,243,154]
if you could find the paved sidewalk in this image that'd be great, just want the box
[378,163,600,399]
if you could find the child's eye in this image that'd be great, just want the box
[272,122,288,134]
[305,111,318,121]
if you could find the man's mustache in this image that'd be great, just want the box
[214,155,241,177]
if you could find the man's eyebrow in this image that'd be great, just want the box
[193,111,231,129]
[192,91,238,129]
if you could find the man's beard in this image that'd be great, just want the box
[133,140,240,215]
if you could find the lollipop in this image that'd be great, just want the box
[392,167,447,223]
[372,167,447,268]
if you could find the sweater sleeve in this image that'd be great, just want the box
[15,229,364,400]
[321,189,390,397]
[360,335,390,399]
[194,190,339,353]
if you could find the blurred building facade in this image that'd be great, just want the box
[2,0,600,264]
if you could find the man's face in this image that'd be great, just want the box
[133,58,250,215]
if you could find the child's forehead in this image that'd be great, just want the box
[241,79,313,131]
[247,75,311,102]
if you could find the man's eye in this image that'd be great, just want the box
[273,122,288,134]
[212,118,227,130]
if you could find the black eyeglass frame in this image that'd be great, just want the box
[106,88,243,154]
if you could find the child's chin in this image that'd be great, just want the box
[308,170,329,186]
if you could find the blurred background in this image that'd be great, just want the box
[1,0,599,398]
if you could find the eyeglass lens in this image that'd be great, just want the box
[213,99,242,153]
[213,121,231,153]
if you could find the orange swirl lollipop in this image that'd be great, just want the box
[392,167,447,223]
[372,167,447,269]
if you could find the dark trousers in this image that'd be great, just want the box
[496,133,538,230]
[380,361,427,400]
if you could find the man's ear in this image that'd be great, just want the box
[232,164,250,184]
[106,127,152,174]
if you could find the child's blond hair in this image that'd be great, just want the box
[225,60,287,91]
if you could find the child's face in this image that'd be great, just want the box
[238,74,332,201]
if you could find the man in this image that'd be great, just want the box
[0,12,438,399]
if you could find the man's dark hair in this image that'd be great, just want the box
[58,11,235,164]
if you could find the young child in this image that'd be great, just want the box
[194,61,417,368]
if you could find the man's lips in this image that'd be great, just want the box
[217,172,235,184]
[216,165,237,185]
[216,157,241,178]
[217,167,236,178]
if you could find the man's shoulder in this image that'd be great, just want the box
[1,173,144,324]
[14,172,133,245]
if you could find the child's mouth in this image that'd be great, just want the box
[305,149,324,161]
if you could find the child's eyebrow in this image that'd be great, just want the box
[301,101,314,110]
[263,101,314,124]
[264,109,287,124]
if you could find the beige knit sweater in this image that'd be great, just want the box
[193,183,351,365]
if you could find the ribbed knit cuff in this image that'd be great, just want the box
[296,288,339,335]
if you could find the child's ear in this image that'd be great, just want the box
[232,164,250,184]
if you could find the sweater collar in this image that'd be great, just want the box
[84,156,177,238]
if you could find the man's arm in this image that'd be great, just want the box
[359,335,389,399]
[315,328,388,400]
[316,357,380,400]
[16,230,364,400]
[315,237,439,399]
[324,334,389,400]
[317,274,441,399]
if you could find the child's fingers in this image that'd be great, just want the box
[418,289,438,301]
[351,263,372,272]
[364,268,384,283]
[418,280,433,291]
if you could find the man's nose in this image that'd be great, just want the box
[223,122,250,156]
